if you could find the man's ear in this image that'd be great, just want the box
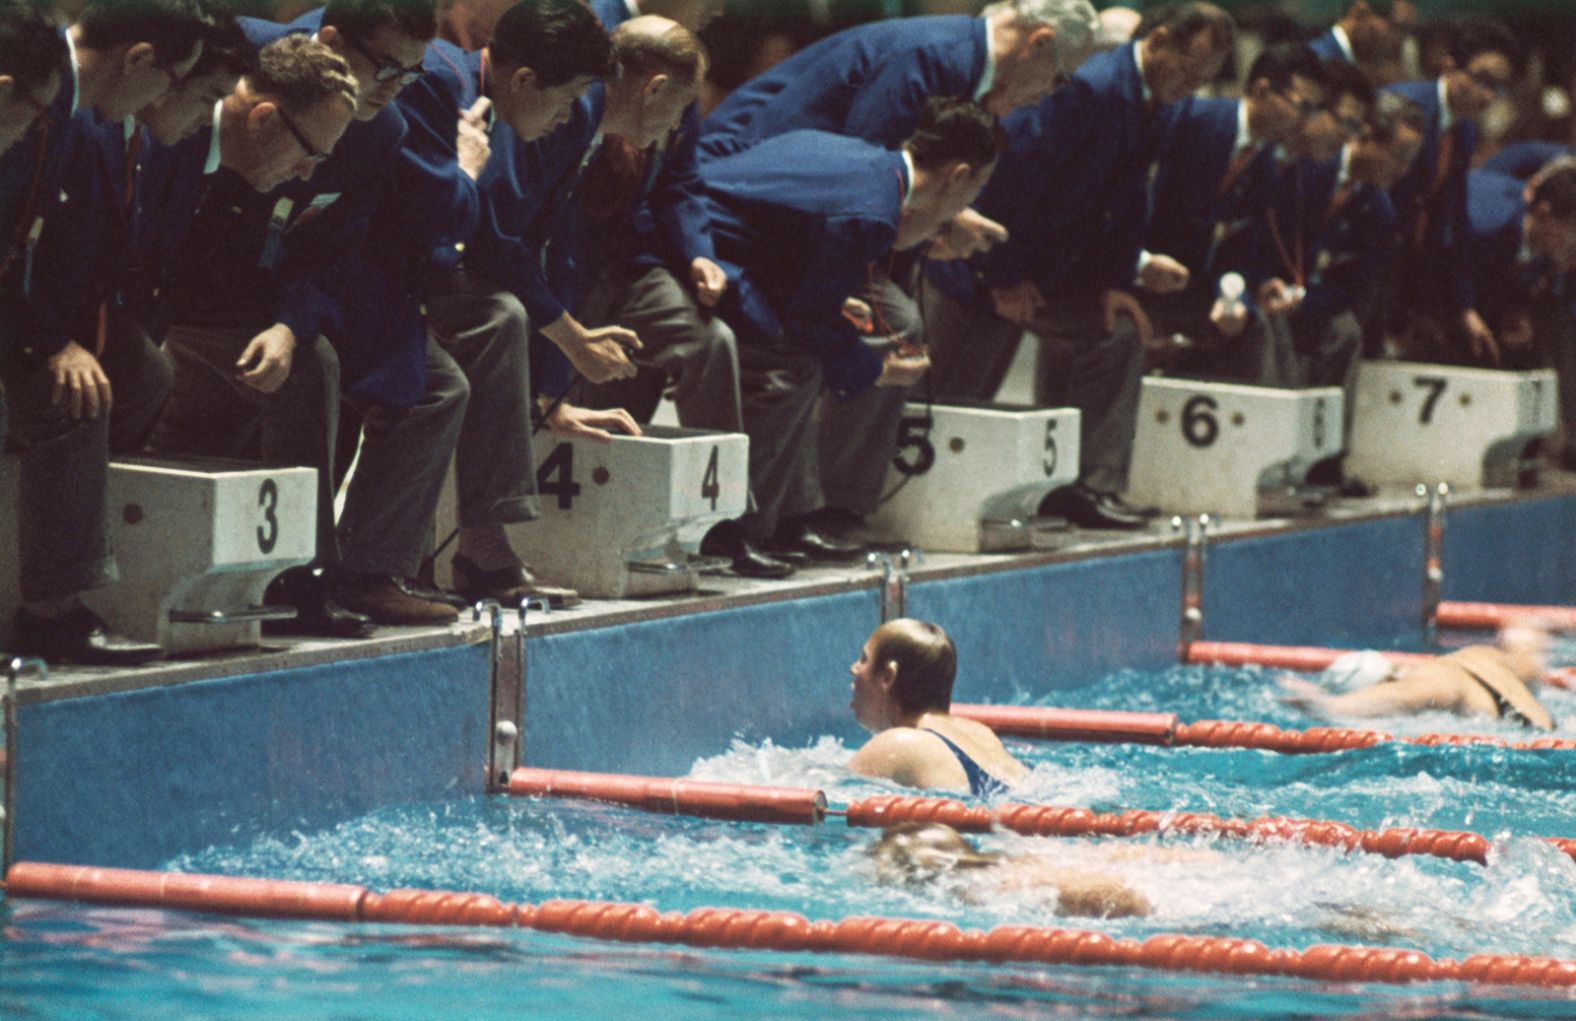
[509,65,538,94]
[249,98,278,133]
[1026,25,1056,54]
[1246,76,1272,101]
[317,23,343,51]
[644,72,669,101]
[124,41,158,72]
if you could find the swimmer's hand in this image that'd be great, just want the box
[1277,675,1332,713]
[1052,871,1151,919]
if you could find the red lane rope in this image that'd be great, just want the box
[1438,601,1576,632]
[1185,639,1576,695]
[506,767,827,825]
[7,862,1576,987]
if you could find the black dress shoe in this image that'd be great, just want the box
[262,567,376,639]
[699,521,797,579]
[767,517,867,562]
[1037,483,1148,530]
[800,506,867,537]
[12,605,163,667]
[1097,490,1158,519]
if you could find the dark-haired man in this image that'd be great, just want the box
[0,0,64,159]
[1386,18,1521,368]
[924,2,1235,530]
[1468,158,1576,467]
[2,0,208,665]
[1140,43,1328,374]
[150,2,442,631]
[700,99,1004,554]
[1307,0,1406,86]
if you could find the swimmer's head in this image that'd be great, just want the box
[1499,618,1552,682]
[867,822,1001,884]
[866,619,958,715]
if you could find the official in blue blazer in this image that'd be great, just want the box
[1383,19,1519,365]
[1142,44,1328,373]
[699,100,1001,554]
[2,2,203,667]
[1306,0,1403,83]
[1468,161,1576,456]
[924,2,1235,531]
[1480,141,1573,184]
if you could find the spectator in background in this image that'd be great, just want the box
[1306,0,1406,87]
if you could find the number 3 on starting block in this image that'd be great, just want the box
[1347,361,1556,490]
[1126,378,1344,519]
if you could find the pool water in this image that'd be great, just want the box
[7,663,1576,1019]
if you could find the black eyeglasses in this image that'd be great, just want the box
[275,105,331,165]
[1466,67,1512,98]
[343,33,424,86]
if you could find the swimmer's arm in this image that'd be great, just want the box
[1048,870,1152,919]
[1280,674,1452,720]
[848,730,961,791]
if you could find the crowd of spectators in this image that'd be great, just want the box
[4,0,1576,667]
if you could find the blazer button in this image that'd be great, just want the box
[454,242,465,253]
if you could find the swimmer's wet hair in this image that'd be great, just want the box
[869,618,958,715]
[868,822,1001,885]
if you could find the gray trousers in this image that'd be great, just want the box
[337,338,469,577]
[577,263,743,432]
[151,323,341,564]
[1529,294,1576,444]
[426,266,539,528]
[2,324,173,602]
[816,272,924,516]
[920,285,1145,493]
[738,337,823,541]
[1257,310,1363,441]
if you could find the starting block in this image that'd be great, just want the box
[1126,379,1344,519]
[509,425,748,598]
[82,459,316,653]
[865,402,1081,552]
[1347,362,1556,490]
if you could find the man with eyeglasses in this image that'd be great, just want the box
[696,0,1101,555]
[147,2,450,633]
[1138,44,1329,379]
[922,2,1235,532]
[2,0,208,667]
[1384,18,1522,370]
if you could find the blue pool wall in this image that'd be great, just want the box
[11,496,1576,867]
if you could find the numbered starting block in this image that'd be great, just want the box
[1126,379,1344,519]
[75,459,318,653]
[865,402,1081,552]
[1347,362,1556,490]
[509,426,748,599]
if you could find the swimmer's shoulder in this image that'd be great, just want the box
[850,727,971,790]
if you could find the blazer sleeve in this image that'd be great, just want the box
[648,104,719,267]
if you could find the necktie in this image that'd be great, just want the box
[1217,145,1257,199]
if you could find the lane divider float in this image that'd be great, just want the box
[6,861,1575,987]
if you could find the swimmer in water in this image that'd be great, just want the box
[1279,621,1556,730]
[847,620,1028,797]
[867,821,1153,918]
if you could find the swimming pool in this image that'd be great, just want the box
[8,660,1576,1020]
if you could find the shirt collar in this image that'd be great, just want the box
[1437,76,1454,133]
[623,0,641,18]
[1335,144,1353,190]
[65,28,80,116]
[1331,25,1356,63]
[973,16,996,103]
[1133,41,1152,107]
[899,149,914,208]
[1234,100,1255,154]
[204,100,223,175]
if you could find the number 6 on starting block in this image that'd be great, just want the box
[1347,361,1556,490]
[1126,378,1344,519]
[866,402,1081,551]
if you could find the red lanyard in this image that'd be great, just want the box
[0,119,51,281]
[1265,164,1305,289]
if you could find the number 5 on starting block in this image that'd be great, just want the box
[1347,362,1556,490]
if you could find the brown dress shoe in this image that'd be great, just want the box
[334,573,459,626]
[451,553,582,609]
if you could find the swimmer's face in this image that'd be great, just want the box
[869,823,998,884]
[850,638,891,731]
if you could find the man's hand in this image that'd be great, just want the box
[689,256,728,307]
[543,313,641,383]
[990,280,1046,325]
[235,323,296,394]
[457,96,492,181]
[1256,278,1303,318]
[1101,288,1155,349]
[1462,307,1501,365]
[1209,296,1248,339]
[933,208,1008,260]
[546,400,642,442]
[875,345,930,388]
[47,340,112,420]
[1136,253,1190,294]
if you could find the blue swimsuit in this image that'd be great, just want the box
[923,728,1012,798]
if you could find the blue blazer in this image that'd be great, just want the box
[1480,141,1573,182]
[159,15,409,350]
[342,40,486,407]
[1256,156,1396,335]
[698,15,987,161]
[1385,79,1476,313]
[1147,97,1278,308]
[1468,169,1572,332]
[1306,29,1348,64]
[1,26,80,361]
[701,130,907,397]
[944,43,1162,303]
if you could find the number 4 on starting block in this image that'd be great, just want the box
[1347,362,1556,490]
[1126,378,1344,519]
